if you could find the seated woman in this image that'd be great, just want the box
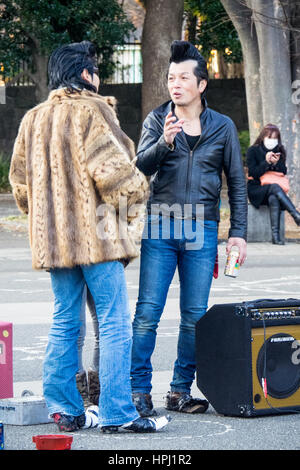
[247,123,300,245]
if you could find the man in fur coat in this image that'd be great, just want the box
[9,41,170,434]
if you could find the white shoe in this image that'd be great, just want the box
[82,405,99,429]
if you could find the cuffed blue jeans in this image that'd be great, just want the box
[131,215,218,394]
[43,261,139,426]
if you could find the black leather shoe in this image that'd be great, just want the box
[100,416,171,434]
[272,234,285,245]
[52,412,86,432]
[165,391,209,414]
[132,392,157,417]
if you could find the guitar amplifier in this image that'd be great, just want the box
[195,299,300,417]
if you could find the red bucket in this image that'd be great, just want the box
[32,434,73,450]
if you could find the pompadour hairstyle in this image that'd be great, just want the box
[48,41,98,93]
[169,40,208,96]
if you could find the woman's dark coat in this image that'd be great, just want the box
[247,143,287,208]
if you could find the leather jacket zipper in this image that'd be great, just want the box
[183,133,202,204]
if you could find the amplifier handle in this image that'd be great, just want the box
[243,298,299,307]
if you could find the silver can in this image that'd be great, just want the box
[0,422,4,450]
[224,246,240,278]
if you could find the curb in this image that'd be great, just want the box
[0,193,13,200]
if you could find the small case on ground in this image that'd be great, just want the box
[0,396,52,425]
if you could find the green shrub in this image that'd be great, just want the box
[238,130,250,164]
[0,154,11,192]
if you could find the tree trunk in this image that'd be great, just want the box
[221,0,263,144]
[221,0,300,206]
[289,0,300,206]
[32,53,49,103]
[141,0,184,121]
[29,37,49,103]
[251,0,298,204]
[251,1,292,138]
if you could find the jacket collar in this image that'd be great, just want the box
[47,88,110,105]
[46,88,118,112]
[48,88,93,100]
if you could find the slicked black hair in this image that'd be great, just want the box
[48,41,98,93]
[169,40,208,96]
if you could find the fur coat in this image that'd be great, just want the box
[9,88,149,270]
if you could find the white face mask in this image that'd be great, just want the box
[264,137,278,150]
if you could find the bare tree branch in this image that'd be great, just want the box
[236,0,300,32]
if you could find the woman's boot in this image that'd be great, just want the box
[76,370,92,408]
[276,191,300,226]
[268,195,284,245]
[88,368,100,406]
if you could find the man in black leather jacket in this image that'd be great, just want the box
[131,40,248,417]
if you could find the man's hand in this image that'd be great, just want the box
[164,111,184,145]
[226,237,247,266]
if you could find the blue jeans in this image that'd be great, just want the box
[131,215,218,394]
[77,285,99,373]
[43,261,139,426]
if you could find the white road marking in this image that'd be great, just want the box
[75,420,234,440]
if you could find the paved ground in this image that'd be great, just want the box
[0,195,300,453]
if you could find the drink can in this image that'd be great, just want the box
[224,246,240,278]
[0,422,4,450]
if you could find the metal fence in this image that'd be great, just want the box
[0,43,142,87]
[0,60,35,87]
[104,43,142,84]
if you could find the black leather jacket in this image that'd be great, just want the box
[136,100,248,240]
